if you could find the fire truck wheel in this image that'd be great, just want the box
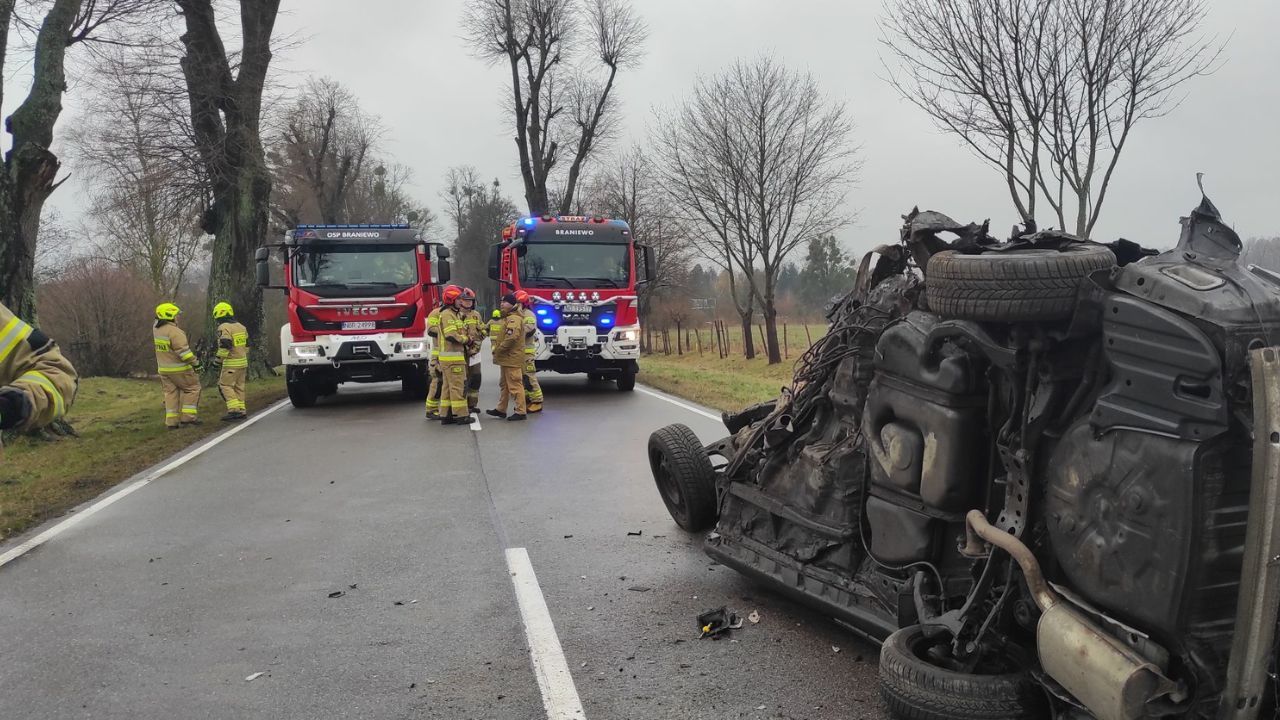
[287,378,317,408]
[617,369,636,391]
[648,424,718,532]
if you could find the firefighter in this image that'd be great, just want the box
[153,302,202,429]
[487,308,504,341]
[514,290,544,412]
[211,302,249,422]
[485,294,527,421]
[436,285,471,425]
[424,296,446,419]
[0,301,77,443]
[459,287,484,414]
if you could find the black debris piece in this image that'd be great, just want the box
[697,606,743,638]
[328,591,345,599]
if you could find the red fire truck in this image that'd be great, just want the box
[256,224,451,408]
[488,215,652,390]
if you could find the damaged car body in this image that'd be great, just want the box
[647,194,1280,720]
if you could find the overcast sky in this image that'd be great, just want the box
[43,0,1280,258]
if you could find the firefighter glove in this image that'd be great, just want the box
[0,386,33,430]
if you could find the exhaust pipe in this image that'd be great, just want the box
[965,510,1179,720]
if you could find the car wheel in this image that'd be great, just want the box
[925,244,1115,322]
[878,625,1046,720]
[617,369,636,392]
[647,424,718,531]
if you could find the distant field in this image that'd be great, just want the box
[639,322,827,412]
[0,375,286,540]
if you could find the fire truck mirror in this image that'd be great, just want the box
[487,244,501,281]
[432,244,452,284]
[254,247,274,288]
[638,244,656,285]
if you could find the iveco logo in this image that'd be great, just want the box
[338,306,379,316]
[555,229,595,236]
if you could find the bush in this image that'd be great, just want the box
[37,261,159,377]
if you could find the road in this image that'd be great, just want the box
[0,367,887,720]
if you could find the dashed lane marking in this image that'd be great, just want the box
[0,399,290,570]
[505,547,587,720]
[635,385,722,422]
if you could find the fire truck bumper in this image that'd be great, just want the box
[535,325,641,374]
[281,328,430,369]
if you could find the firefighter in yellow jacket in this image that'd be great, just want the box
[514,290,544,412]
[0,301,77,440]
[485,294,527,421]
[487,308,503,342]
[153,302,202,428]
[424,303,443,419]
[212,302,249,422]
[459,287,484,413]
[436,285,471,425]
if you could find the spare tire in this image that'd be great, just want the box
[879,625,1045,720]
[926,244,1115,322]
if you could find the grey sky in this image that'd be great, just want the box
[45,0,1280,258]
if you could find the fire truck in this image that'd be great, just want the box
[488,215,653,391]
[256,224,451,408]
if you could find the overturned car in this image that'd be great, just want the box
[647,194,1280,720]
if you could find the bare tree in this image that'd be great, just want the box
[462,0,647,215]
[174,0,282,375]
[882,0,1222,237]
[0,0,168,320]
[655,57,859,364]
[67,44,206,295]
[37,258,159,377]
[440,168,517,307]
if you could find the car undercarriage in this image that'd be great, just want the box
[648,193,1280,720]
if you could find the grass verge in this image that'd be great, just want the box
[640,352,800,413]
[0,375,286,540]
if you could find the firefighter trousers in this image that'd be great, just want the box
[523,357,543,405]
[498,365,527,415]
[218,366,247,414]
[161,370,200,427]
[425,359,442,414]
[466,362,482,410]
[439,360,469,419]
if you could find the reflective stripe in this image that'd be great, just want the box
[438,353,465,361]
[223,358,249,368]
[0,317,33,363]
[181,406,198,415]
[524,348,536,354]
[19,371,65,419]
[427,317,441,326]
[158,362,191,373]
[232,332,248,346]
[216,348,230,358]
[153,337,171,351]
[178,350,195,360]
[165,412,179,418]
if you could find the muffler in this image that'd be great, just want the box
[965,510,1179,720]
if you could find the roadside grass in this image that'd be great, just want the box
[639,323,827,413]
[0,375,286,541]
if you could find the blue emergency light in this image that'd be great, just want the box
[522,217,536,227]
[600,316,614,327]
[535,307,549,316]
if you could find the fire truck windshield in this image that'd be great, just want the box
[519,242,630,289]
[294,245,419,290]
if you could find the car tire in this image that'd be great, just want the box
[925,244,1115,322]
[617,369,636,392]
[402,372,428,399]
[648,424,718,532]
[287,380,317,408]
[878,625,1046,720]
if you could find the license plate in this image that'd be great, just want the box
[342,321,377,331]
[563,303,591,314]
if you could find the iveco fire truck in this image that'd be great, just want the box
[488,215,652,390]
[256,224,451,408]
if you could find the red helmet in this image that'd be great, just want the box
[460,287,476,300]
[442,285,462,305]
[514,290,530,306]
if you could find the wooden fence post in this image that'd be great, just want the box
[783,323,789,360]
[696,329,704,356]
[757,324,767,358]
[804,324,813,348]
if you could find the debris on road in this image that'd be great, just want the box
[831,646,840,654]
[627,530,642,536]
[327,591,344,599]
[348,583,357,589]
[563,534,573,539]
[697,606,743,638]
[627,586,651,593]
[394,601,404,606]
[747,610,761,624]
[244,672,265,682]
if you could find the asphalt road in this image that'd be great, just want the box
[0,365,887,720]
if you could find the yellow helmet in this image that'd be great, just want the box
[212,301,235,319]
[155,302,181,321]
[492,309,501,318]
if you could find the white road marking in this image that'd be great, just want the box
[0,399,290,570]
[504,547,586,720]
[636,385,722,422]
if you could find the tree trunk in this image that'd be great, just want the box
[206,151,271,379]
[763,306,781,364]
[739,310,755,360]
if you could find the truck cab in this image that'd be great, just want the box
[488,215,653,390]
[255,224,451,407]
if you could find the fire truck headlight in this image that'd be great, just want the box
[399,340,426,354]
[293,344,322,358]
[614,329,637,342]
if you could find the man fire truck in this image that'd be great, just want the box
[256,224,451,408]
[487,215,652,391]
